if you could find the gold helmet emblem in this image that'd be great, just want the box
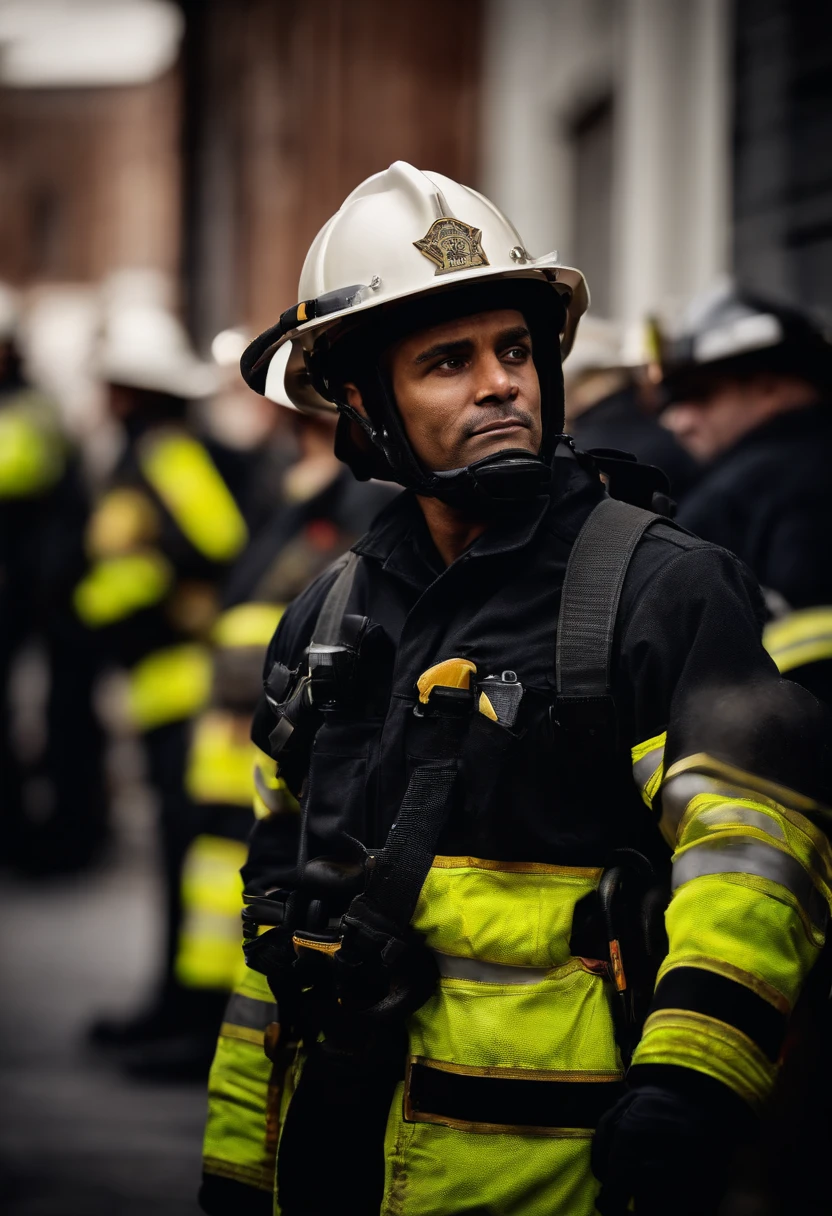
[414,217,490,276]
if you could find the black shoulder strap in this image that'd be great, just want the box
[555,496,661,754]
[311,550,361,645]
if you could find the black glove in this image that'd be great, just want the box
[591,1069,755,1216]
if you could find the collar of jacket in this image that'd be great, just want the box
[352,452,602,590]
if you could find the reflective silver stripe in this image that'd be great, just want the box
[672,837,828,929]
[224,992,277,1030]
[696,804,785,841]
[254,764,284,814]
[633,745,664,792]
[434,952,552,985]
[660,772,722,836]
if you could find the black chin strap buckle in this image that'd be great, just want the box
[431,449,551,506]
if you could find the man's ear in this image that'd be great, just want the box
[343,382,368,419]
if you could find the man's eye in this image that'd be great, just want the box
[504,346,530,360]
[437,357,465,371]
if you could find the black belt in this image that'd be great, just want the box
[405,1058,625,1135]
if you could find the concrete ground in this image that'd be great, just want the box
[0,777,206,1216]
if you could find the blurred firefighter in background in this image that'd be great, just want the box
[0,282,107,876]
[661,284,832,706]
[564,315,698,504]
[75,283,249,1053]
[129,334,397,1080]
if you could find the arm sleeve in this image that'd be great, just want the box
[620,539,832,1110]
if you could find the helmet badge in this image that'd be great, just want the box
[414,217,490,275]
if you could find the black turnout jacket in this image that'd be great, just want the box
[247,448,830,891]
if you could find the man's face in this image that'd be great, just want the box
[662,378,760,463]
[384,308,542,471]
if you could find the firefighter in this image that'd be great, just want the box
[77,295,249,1049]
[129,339,397,1080]
[0,283,106,874]
[661,283,832,705]
[565,315,698,502]
[199,163,832,1216]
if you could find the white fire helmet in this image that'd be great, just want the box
[96,270,218,400]
[243,160,589,413]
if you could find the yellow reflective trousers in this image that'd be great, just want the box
[204,967,282,1194]
[378,857,619,1216]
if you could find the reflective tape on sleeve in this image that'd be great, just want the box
[186,710,258,807]
[128,643,212,730]
[660,771,726,841]
[213,602,286,648]
[631,732,666,810]
[86,488,160,557]
[73,551,173,627]
[139,431,248,563]
[672,836,828,930]
[0,406,64,497]
[764,606,832,674]
[651,965,787,1062]
[632,1008,777,1109]
[693,803,785,841]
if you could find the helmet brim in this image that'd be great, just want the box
[243,259,588,414]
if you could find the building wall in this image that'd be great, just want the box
[480,0,732,327]
[0,71,181,287]
[182,0,483,346]
[733,0,832,314]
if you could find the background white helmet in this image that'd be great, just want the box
[96,269,218,399]
[659,279,832,399]
[242,160,589,412]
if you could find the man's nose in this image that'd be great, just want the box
[662,404,694,436]
[474,353,517,405]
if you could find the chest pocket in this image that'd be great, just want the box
[304,719,380,853]
[458,711,520,811]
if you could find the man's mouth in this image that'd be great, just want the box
[471,417,530,437]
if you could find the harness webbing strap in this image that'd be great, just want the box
[312,551,360,646]
[364,757,458,928]
[556,496,659,700]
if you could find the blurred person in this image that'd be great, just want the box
[75,295,249,1050]
[197,163,832,1216]
[128,339,397,1080]
[661,283,832,705]
[0,283,106,875]
[198,327,296,535]
[565,315,698,502]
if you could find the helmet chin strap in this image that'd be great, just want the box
[336,364,555,508]
[427,449,551,507]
